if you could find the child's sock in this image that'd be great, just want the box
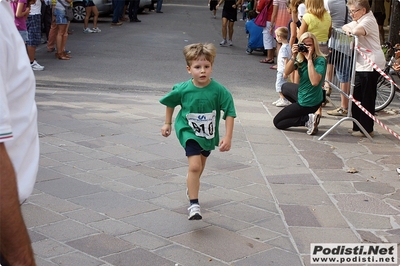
[190,199,199,205]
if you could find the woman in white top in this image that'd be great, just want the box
[342,0,385,137]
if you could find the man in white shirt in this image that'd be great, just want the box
[0,1,40,265]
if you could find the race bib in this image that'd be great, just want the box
[186,111,216,139]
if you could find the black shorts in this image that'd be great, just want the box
[373,12,385,26]
[210,0,217,10]
[83,0,95,7]
[185,139,211,157]
[222,9,237,22]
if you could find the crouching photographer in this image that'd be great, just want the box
[273,32,327,135]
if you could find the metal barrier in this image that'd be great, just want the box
[318,28,373,141]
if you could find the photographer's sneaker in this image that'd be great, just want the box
[305,113,320,135]
[188,204,202,220]
[31,60,44,71]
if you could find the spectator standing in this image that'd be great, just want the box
[27,0,45,70]
[46,0,57,52]
[269,0,292,69]
[216,0,242,46]
[245,10,264,54]
[273,32,326,135]
[54,0,71,59]
[111,0,124,25]
[272,26,292,106]
[10,0,31,43]
[0,1,40,265]
[209,0,218,18]
[160,43,236,220]
[371,0,388,44]
[342,0,385,137]
[324,0,352,116]
[257,0,275,63]
[83,0,101,32]
[297,0,332,54]
[156,0,163,13]
[128,0,141,22]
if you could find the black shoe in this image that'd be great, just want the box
[130,18,141,22]
[156,11,163,13]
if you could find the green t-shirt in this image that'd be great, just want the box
[297,56,326,107]
[159,79,236,151]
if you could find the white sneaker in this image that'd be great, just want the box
[228,40,233,46]
[92,27,101,33]
[31,60,44,71]
[188,204,202,220]
[83,28,94,33]
[272,98,281,105]
[275,98,291,107]
[305,113,320,135]
[220,39,227,46]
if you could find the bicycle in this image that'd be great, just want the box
[375,42,400,112]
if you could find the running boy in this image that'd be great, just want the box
[160,43,236,220]
[272,26,291,107]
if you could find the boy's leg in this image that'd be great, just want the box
[187,154,207,200]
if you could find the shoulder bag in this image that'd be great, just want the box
[58,0,74,21]
[254,0,272,27]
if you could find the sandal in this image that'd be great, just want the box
[55,52,70,60]
[260,58,274,64]
[270,65,277,70]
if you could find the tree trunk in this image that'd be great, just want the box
[388,0,400,45]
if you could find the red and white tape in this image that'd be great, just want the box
[349,95,400,141]
[352,47,400,140]
[356,46,400,90]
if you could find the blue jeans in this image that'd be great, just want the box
[112,0,125,23]
[156,0,163,12]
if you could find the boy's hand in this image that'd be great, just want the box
[161,124,172,137]
[218,136,232,152]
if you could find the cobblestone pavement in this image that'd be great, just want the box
[23,1,400,266]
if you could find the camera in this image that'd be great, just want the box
[298,43,308,53]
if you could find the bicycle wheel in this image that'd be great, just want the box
[375,73,396,111]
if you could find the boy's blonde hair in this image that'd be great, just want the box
[183,43,217,66]
[275,27,289,41]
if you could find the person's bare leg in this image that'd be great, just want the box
[221,17,227,39]
[93,6,99,28]
[27,46,36,63]
[84,6,91,29]
[340,81,350,109]
[187,155,207,200]
[228,21,234,40]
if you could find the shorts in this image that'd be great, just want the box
[83,0,95,7]
[26,14,42,46]
[18,30,29,42]
[185,139,211,157]
[373,12,385,26]
[54,8,68,24]
[262,21,276,50]
[222,9,237,22]
[209,0,217,10]
[275,71,287,92]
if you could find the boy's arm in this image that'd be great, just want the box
[219,116,234,152]
[283,57,289,78]
[161,106,174,137]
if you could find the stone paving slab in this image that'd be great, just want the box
[25,84,400,266]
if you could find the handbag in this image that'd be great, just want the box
[58,0,74,21]
[254,0,272,27]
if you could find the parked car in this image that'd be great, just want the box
[72,0,151,22]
